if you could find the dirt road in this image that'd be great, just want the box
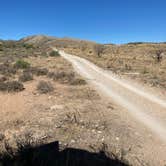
[59,50,166,165]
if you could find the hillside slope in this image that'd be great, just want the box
[20,35,166,90]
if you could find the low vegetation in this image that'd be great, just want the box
[0,63,17,76]
[61,42,166,89]
[37,80,54,94]
[0,36,165,166]
[49,50,60,57]
[34,68,48,76]
[70,77,86,85]
[19,71,33,82]
[0,42,86,94]
[0,76,7,82]
[22,43,35,49]
[93,44,105,57]
[47,71,86,85]
[0,81,24,92]
[14,60,30,69]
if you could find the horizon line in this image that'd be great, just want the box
[0,34,166,45]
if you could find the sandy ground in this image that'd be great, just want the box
[0,54,166,165]
[60,50,166,166]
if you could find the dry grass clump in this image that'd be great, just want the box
[19,71,33,82]
[70,77,86,85]
[35,68,48,76]
[0,63,17,76]
[47,71,74,82]
[0,81,24,92]
[47,72,57,79]
[23,67,38,74]
[23,67,48,76]
[0,76,7,82]
[55,71,75,82]
[47,71,86,85]
[37,81,54,94]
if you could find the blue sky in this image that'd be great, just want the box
[0,0,166,43]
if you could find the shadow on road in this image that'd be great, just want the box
[0,141,127,166]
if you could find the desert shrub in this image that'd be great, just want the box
[47,71,85,85]
[0,81,24,92]
[152,49,165,63]
[48,71,75,83]
[142,67,149,74]
[19,72,33,82]
[0,76,7,82]
[14,60,30,69]
[0,56,15,64]
[93,44,105,57]
[127,42,144,45]
[0,133,5,141]
[41,52,48,57]
[23,67,38,74]
[56,71,75,81]
[124,64,132,70]
[49,50,60,57]
[70,77,86,85]
[23,67,48,76]
[47,72,57,79]
[35,68,48,76]
[54,71,68,80]
[37,81,54,94]
[22,43,34,49]
[0,63,17,76]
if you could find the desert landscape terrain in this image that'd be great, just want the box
[0,36,166,166]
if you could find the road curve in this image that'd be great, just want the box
[59,50,166,142]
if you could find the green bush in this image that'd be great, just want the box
[14,60,30,69]
[23,43,34,49]
[49,50,60,57]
